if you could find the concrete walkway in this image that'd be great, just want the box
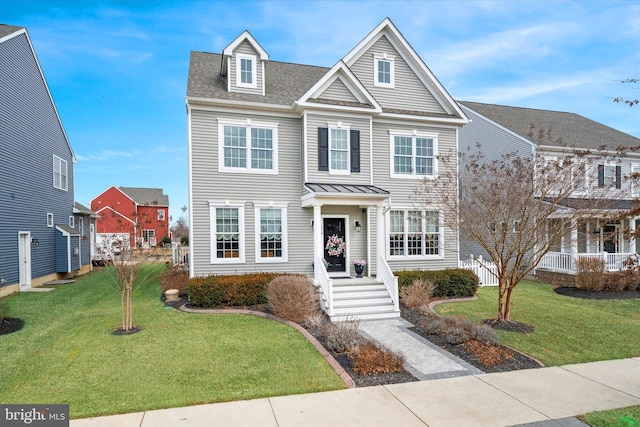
[71,358,640,427]
[358,318,484,380]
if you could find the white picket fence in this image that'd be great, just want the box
[459,255,499,286]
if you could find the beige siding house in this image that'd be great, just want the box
[186,18,468,320]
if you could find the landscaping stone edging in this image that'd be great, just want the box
[426,296,545,368]
[178,305,356,388]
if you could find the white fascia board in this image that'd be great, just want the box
[4,28,77,163]
[377,112,468,126]
[295,102,380,115]
[459,104,536,154]
[297,61,382,112]
[342,18,468,122]
[222,30,269,60]
[95,205,137,224]
[301,192,389,208]
[186,96,293,113]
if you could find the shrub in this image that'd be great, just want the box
[418,316,445,335]
[347,342,405,375]
[396,269,479,298]
[322,318,363,353]
[160,266,189,295]
[400,279,435,308]
[444,327,467,345]
[180,236,189,245]
[160,235,172,245]
[575,257,606,291]
[473,324,499,346]
[604,270,640,292]
[266,276,319,324]
[187,272,296,307]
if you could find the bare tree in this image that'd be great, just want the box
[413,132,627,323]
[613,78,639,107]
[98,209,158,333]
[170,206,189,243]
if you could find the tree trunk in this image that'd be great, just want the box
[497,282,514,321]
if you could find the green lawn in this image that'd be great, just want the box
[435,280,640,366]
[581,405,640,427]
[0,265,345,419]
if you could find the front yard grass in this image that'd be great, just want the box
[0,265,345,419]
[435,280,640,366]
[580,405,640,426]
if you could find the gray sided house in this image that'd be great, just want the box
[187,18,469,320]
[458,101,640,280]
[0,24,92,297]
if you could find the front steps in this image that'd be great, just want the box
[327,277,400,321]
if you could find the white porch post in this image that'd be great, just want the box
[313,204,322,275]
[630,218,637,253]
[376,205,385,270]
[570,218,578,270]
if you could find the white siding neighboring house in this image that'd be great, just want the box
[186,18,469,320]
[458,101,640,277]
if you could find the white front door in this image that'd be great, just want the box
[18,232,32,290]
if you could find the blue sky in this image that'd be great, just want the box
[2,0,639,226]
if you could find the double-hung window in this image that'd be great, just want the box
[157,209,165,221]
[330,128,349,172]
[255,204,288,262]
[236,54,257,88]
[390,131,437,178]
[219,120,278,174]
[598,164,621,189]
[53,155,68,191]
[210,202,245,263]
[374,55,394,88]
[388,209,442,258]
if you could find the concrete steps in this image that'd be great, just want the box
[324,278,400,322]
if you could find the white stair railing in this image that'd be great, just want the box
[377,254,399,312]
[314,255,333,317]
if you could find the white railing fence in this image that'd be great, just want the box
[459,255,499,286]
[377,254,399,311]
[538,252,637,272]
[314,255,333,316]
[172,243,189,265]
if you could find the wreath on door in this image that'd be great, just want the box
[325,234,345,256]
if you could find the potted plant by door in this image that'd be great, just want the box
[352,259,366,278]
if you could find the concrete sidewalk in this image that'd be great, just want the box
[71,358,640,427]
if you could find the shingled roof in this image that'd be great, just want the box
[0,24,23,39]
[187,51,329,107]
[459,101,640,151]
[119,187,169,206]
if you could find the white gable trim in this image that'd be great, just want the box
[1,27,77,163]
[342,17,468,123]
[222,30,269,60]
[297,61,382,113]
[459,104,536,155]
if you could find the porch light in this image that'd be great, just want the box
[354,221,362,232]
[31,237,39,246]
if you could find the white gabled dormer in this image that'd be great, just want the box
[220,30,269,96]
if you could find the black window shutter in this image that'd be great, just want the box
[350,130,360,173]
[616,165,622,189]
[597,165,604,188]
[318,128,328,171]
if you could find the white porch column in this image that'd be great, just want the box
[630,217,637,253]
[376,205,385,269]
[570,218,578,270]
[313,204,323,266]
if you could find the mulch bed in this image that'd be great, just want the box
[554,287,640,300]
[0,318,25,336]
[401,306,542,373]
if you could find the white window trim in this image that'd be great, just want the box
[218,118,279,175]
[389,130,438,179]
[254,202,288,263]
[386,208,444,260]
[157,209,165,221]
[236,53,257,89]
[632,164,640,197]
[53,155,68,191]
[328,123,351,175]
[374,54,395,88]
[209,201,245,264]
[47,213,54,228]
[69,216,75,228]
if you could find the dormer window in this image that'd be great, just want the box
[374,54,394,88]
[236,54,257,88]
